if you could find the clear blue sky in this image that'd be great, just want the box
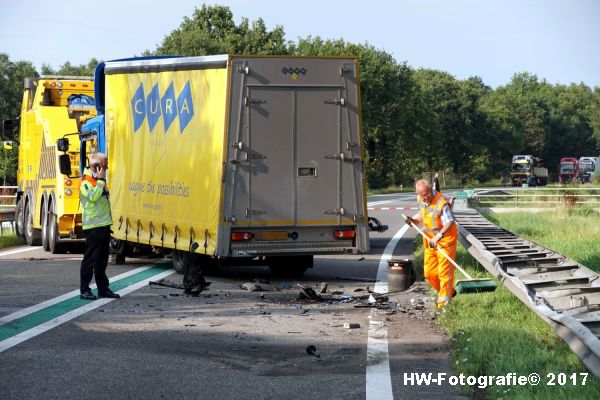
[2,0,599,88]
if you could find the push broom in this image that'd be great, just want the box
[402,214,497,294]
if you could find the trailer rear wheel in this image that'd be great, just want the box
[24,202,41,246]
[268,255,312,277]
[109,239,127,264]
[173,249,193,274]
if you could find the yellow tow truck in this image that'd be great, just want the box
[3,76,95,252]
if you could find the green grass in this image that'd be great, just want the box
[412,210,600,398]
[0,234,25,249]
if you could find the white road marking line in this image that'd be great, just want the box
[0,268,175,353]
[366,214,417,400]
[367,200,396,206]
[367,207,418,211]
[0,246,40,257]
[0,265,154,325]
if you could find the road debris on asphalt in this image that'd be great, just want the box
[241,279,279,292]
[305,345,320,357]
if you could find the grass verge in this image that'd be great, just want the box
[0,234,25,249]
[413,209,600,398]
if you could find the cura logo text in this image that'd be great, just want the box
[131,81,194,134]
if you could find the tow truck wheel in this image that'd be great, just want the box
[24,202,41,246]
[48,200,65,254]
[15,198,25,238]
[268,255,312,278]
[173,249,193,274]
[41,201,50,251]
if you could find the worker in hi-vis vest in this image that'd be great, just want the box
[79,153,120,300]
[405,179,458,308]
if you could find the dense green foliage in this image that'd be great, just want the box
[2,4,599,188]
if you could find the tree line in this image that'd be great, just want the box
[2,4,599,188]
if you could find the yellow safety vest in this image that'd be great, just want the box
[79,168,112,230]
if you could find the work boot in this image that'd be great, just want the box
[98,289,120,299]
[80,290,98,300]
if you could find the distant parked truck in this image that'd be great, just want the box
[510,155,548,186]
[578,157,599,183]
[558,157,579,184]
[2,76,95,253]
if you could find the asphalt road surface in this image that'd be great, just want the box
[1,192,466,400]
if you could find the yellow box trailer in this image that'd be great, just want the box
[65,55,369,275]
[4,76,95,253]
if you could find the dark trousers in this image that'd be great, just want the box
[80,226,111,294]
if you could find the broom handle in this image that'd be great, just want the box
[401,213,473,280]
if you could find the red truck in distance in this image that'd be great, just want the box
[558,157,579,184]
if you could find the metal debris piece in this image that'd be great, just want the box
[149,279,185,289]
[242,282,277,292]
[297,284,324,301]
[306,345,320,357]
[318,282,329,294]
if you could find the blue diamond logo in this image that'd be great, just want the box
[177,81,194,133]
[145,83,161,133]
[131,83,145,132]
[161,82,177,133]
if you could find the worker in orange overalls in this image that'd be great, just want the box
[405,179,458,308]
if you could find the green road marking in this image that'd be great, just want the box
[0,263,172,342]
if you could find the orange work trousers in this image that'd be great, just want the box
[423,242,457,306]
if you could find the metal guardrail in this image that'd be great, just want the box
[0,186,17,235]
[470,187,600,208]
[453,199,600,376]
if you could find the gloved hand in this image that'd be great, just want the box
[405,216,417,226]
[428,233,443,248]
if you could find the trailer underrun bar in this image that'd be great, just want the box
[452,202,600,376]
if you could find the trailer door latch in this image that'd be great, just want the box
[245,97,266,106]
[324,207,346,216]
[324,97,345,106]
[230,154,266,164]
[325,152,362,162]
[246,209,266,217]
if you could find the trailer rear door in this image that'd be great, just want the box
[234,86,342,226]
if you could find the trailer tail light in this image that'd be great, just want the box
[65,179,72,186]
[231,232,254,241]
[334,229,356,239]
[65,189,73,196]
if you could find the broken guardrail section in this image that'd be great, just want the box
[452,199,600,376]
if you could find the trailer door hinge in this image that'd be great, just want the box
[340,66,353,76]
[324,152,362,162]
[245,97,266,106]
[224,216,236,224]
[324,207,346,216]
[246,209,266,217]
[237,66,250,74]
[324,97,345,106]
